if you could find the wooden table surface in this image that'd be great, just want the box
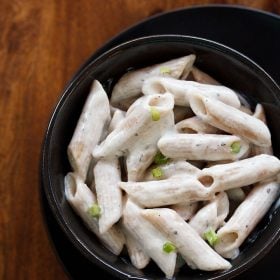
[0,0,279,279]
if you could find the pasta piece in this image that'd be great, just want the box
[189,95,271,147]
[119,176,212,207]
[64,172,124,255]
[158,134,249,161]
[190,66,220,85]
[170,202,198,221]
[122,225,150,269]
[68,80,111,180]
[142,208,232,271]
[176,116,221,134]
[197,154,280,192]
[94,109,125,233]
[108,109,125,133]
[189,192,229,236]
[111,55,196,108]
[93,93,174,158]
[94,159,122,233]
[126,110,174,181]
[143,160,201,181]
[251,104,273,155]
[142,76,240,108]
[122,200,177,278]
[215,180,280,259]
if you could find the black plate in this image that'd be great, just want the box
[41,5,280,280]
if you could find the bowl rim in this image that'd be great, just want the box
[41,34,280,280]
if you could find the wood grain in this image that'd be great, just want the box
[0,0,279,279]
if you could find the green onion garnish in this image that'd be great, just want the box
[203,228,219,246]
[154,152,169,165]
[152,167,163,179]
[87,204,101,218]
[150,107,160,121]
[230,141,241,153]
[163,241,176,253]
[160,66,171,74]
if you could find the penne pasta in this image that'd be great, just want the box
[142,76,240,108]
[251,104,273,155]
[122,225,150,269]
[215,180,280,259]
[176,116,221,134]
[197,154,280,192]
[142,208,232,271]
[94,108,125,233]
[122,200,177,278]
[170,201,199,221]
[189,192,229,236]
[93,93,174,159]
[189,95,271,147]
[143,160,201,181]
[119,176,212,207]
[190,66,220,85]
[94,159,122,233]
[126,110,174,181]
[158,134,249,161]
[111,55,196,108]
[64,172,125,255]
[67,80,111,180]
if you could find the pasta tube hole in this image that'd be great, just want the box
[219,232,239,245]
[149,81,167,95]
[191,96,207,116]
[198,175,214,188]
[148,95,169,107]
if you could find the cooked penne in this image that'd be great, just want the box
[189,95,271,147]
[93,93,174,159]
[197,154,280,192]
[143,160,200,181]
[122,200,177,278]
[158,134,249,161]
[122,225,150,269]
[126,110,174,181]
[215,180,280,259]
[251,104,273,155]
[176,116,221,134]
[190,66,220,85]
[170,202,198,221]
[142,208,231,271]
[94,159,122,233]
[189,192,229,236]
[110,55,196,108]
[64,172,124,255]
[67,80,111,180]
[94,109,124,233]
[119,176,212,207]
[142,76,240,108]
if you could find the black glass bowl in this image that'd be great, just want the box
[41,35,280,280]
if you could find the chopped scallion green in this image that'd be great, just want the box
[203,228,219,246]
[230,141,241,153]
[152,167,163,179]
[87,204,101,218]
[150,107,160,121]
[154,152,169,165]
[160,66,171,74]
[163,241,176,253]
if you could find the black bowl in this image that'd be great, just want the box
[41,35,280,280]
